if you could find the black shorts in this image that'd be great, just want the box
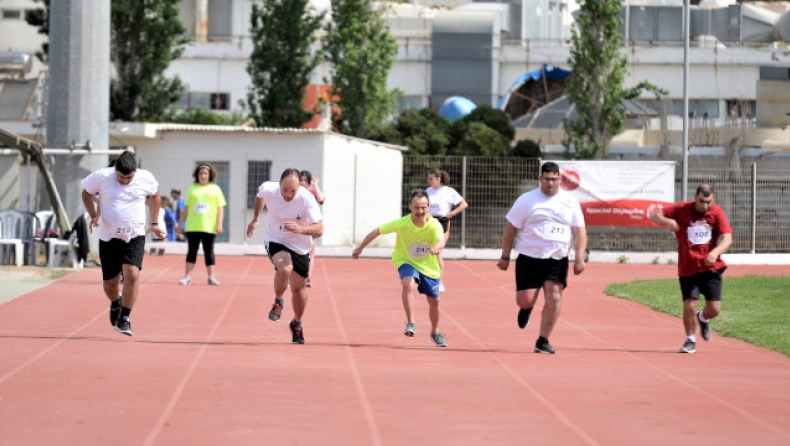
[266,241,311,278]
[99,236,145,281]
[433,216,450,233]
[515,254,569,291]
[679,269,725,301]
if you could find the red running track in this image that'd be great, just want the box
[0,256,788,446]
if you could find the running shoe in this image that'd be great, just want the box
[179,276,192,285]
[207,277,221,286]
[438,282,446,292]
[697,311,711,341]
[517,307,533,329]
[268,300,284,321]
[115,316,133,336]
[679,339,696,354]
[534,337,556,354]
[109,294,122,327]
[306,278,312,288]
[404,321,416,337]
[290,320,305,344]
[430,332,448,347]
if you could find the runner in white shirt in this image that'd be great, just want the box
[246,168,323,344]
[426,169,468,291]
[497,161,587,354]
[81,151,165,336]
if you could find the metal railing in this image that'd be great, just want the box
[402,156,790,253]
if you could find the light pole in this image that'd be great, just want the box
[682,0,690,200]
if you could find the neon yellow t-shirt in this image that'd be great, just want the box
[379,214,444,279]
[185,183,226,234]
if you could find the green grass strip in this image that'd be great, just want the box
[605,275,790,357]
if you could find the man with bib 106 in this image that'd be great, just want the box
[352,189,448,347]
[497,161,587,354]
[650,184,732,354]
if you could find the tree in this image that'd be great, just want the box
[454,122,510,157]
[24,0,49,63]
[449,105,513,150]
[110,0,187,122]
[324,0,400,138]
[246,1,325,128]
[563,0,663,159]
[512,139,542,158]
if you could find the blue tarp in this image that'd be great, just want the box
[439,96,477,121]
[496,64,571,110]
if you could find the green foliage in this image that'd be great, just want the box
[24,0,50,63]
[563,0,663,159]
[163,109,247,126]
[246,0,325,128]
[606,275,790,357]
[110,0,188,122]
[511,139,542,158]
[455,122,510,157]
[617,254,629,264]
[324,0,400,138]
[368,108,451,154]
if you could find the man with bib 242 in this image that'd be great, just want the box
[497,162,587,354]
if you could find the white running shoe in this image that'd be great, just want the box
[439,282,446,292]
[179,276,192,285]
[207,277,220,286]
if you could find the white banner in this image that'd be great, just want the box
[551,161,675,227]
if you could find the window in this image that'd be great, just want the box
[726,100,755,118]
[174,92,230,110]
[2,10,22,20]
[247,161,272,209]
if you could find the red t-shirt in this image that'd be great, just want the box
[662,201,732,277]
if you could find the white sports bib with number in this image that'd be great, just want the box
[194,202,209,214]
[409,243,432,258]
[687,222,712,245]
[542,222,571,243]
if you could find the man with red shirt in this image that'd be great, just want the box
[649,184,732,354]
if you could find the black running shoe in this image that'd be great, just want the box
[290,320,305,344]
[697,311,711,341]
[109,295,122,327]
[534,337,556,354]
[115,316,133,336]
[679,339,696,354]
[517,307,533,329]
[268,300,284,321]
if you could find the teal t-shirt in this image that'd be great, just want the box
[185,183,226,234]
[379,214,444,279]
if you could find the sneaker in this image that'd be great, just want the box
[697,311,711,341]
[306,278,312,288]
[679,339,696,354]
[290,320,305,344]
[109,294,122,327]
[115,316,133,336]
[268,300,284,321]
[534,338,556,354]
[207,277,221,286]
[438,282,446,292]
[179,276,192,285]
[517,307,533,329]
[404,321,416,337]
[119,272,124,285]
[430,332,448,347]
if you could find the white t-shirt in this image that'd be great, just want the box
[427,185,463,217]
[81,167,159,242]
[506,188,585,260]
[257,182,323,254]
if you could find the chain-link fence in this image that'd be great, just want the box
[402,156,790,253]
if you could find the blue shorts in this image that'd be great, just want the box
[398,264,440,298]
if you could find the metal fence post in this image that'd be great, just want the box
[752,162,757,254]
[461,156,467,249]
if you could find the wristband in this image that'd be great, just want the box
[149,223,159,226]
[501,256,510,261]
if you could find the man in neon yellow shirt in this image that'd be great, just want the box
[352,189,448,347]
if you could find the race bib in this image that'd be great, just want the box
[114,226,132,235]
[687,223,712,245]
[194,202,209,214]
[542,222,571,243]
[409,243,432,258]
